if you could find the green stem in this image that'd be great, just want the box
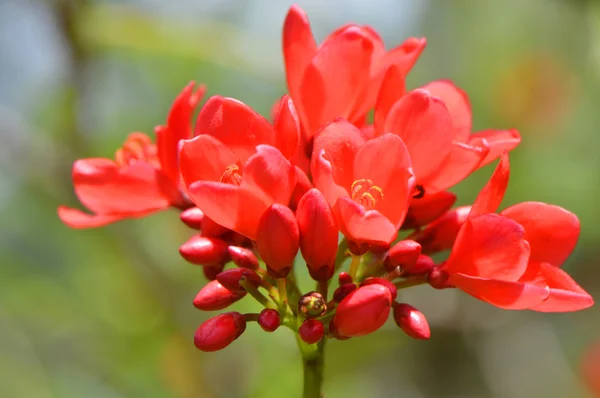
[297,337,326,398]
[240,278,275,308]
[348,255,361,281]
[394,276,427,290]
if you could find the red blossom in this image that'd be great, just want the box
[194,312,246,352]
[393,303,430,340]
[193,280,246,311]
[312,119,416,247]
[58,83,204,228]
[332,284,393,337]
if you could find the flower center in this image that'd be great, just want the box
[115,133,159,168]
[220,164,243,186]
[351,179,384,210]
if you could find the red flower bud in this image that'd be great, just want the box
[193,280,246,311]
[227,246,259,270]
[289,167,313,211]
[201,215,229,237]
[393,303,430,340]
[216,268,261,292]
[258,308,280,332]
[329,319,351,340]
[256,204,299,278]
[360,277,398,301]
[194,312,246,352]
[413,205,471,254]
[384,240,422,271]
[179,235,230,266]
[203,263,225,280]
[299,319,324,344]
[296,188,338,281]
[402,191,457,229]
[404,254,435,276]
[180,207,204,229]
[427,268,451,289]
[333,283,357,303]
[338,272,353,286]
[332,284,393,337]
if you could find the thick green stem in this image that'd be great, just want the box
[298,338,326,398]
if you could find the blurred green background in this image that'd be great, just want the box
[1,0,600,397]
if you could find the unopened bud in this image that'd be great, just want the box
[427,268,451,289]
[384,240,422,271]
[393,303,430,340]
[258,308,281,332]
[360,277,398,301]
[296,188,338,281]
[328,319,351,340]
[332,284,393,337]
[227,246,259,270]
[299,319,325,344]
[193,280,246,311]
[194,312,246,352]
[338,272,353,286]
[179,235,230,266]
[180,207,204,229]
[333,283,357,303]
[404,254,435,276]
[298,292,327,318]
[402,191,457,229]
[256,204,299,278]
[413,206,471,254]
[217,268,261,293]
[203,263,225,280]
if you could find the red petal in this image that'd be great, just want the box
[283,5,317,117]
[179,134,238,187]
[334,197,397,246]
[403,191,457,230]
[446,213,529,280]
[273,95,301,160]
[71,159,172,214]
[422,80,471,142]
[531,263,593,312]
[422,138,490,193]
[373,66,406,136]
[194,96,274,163]
[300,27,374,137]
[353,133,416,227]
[157,82,205,185]
[501,202,580,266]
[470,152,510,218]
[379,37,427,78]
[57,206,131,229]
[384,89,453,181]
[470,129,521,167]
[311,119,366,206]
[449,273,549,310]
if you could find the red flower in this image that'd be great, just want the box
[283,5,425,144]
[58,83,204,228]
[179,95,300,240]
[312,119,416,247]
[332,283,393,337]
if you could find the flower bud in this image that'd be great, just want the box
[360,277,398,301]
[393,303,430,340]
[296,188,338,281]
[298,292,327,318]
[180,207,204,229]
[413,205,471,254]
[203,263,225,280]
[402,191,457,229]
[258,309,280,332]
[289,167,313,211]
[404,254,435,276]
[193,280,246,311]
[179,235,230,266]
[256,204,300,278]
[333,283,357,303]
[328,319,351,340]
[227,246,259,270]
[299,319,324,344]
[194,312,246,352]
[384,240,422,271]
[332,284,392,337]
[216,268,261,293]
[338,272,353,286]
[427,268,451,289]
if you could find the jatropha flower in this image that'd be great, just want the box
[58,5,593,398]
[58,83,204,228]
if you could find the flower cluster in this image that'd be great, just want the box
[59,5,593,353]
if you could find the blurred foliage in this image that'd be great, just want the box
[1,0,600,397]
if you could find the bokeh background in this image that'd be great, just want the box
[1,0,600,397]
